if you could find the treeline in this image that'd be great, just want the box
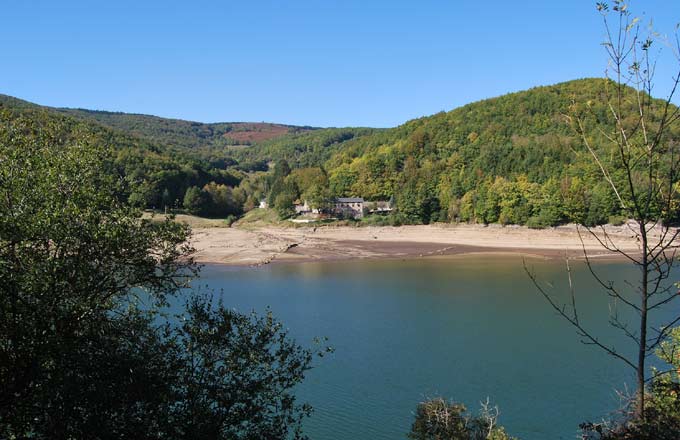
[316,78,680,226]
[232,127,378,168]
[179,78,680,226]
[0,98,269,218]
[0,95,376,220]
[57,107,316,149]
[4,78,679,227]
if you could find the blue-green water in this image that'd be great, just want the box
[188,256,673,440]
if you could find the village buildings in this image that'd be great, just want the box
[291,197,392,219]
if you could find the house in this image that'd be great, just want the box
[294,200,312,214]
[367,200,393,214]
[333,197,364,218]
[259,199,269,209]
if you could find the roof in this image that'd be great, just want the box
[336,197,364,203]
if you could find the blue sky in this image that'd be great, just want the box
[2,1,678,127]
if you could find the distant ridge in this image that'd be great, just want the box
[0,93,318,149]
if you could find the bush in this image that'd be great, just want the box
[526,216,548,229]
[224,214,237,226]
[361,214,391,226]
[608,215,627,226]
[580,327,680,440]
[408,398,515,440]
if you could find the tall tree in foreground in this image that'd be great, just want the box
[0,110,325,439]
[527,0,680,421]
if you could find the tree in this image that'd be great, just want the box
[274,190,297,219]
[0,110,196,436]
[167,294,324,440]
[527,1,680,420]
[580,328,680,439]
[202,182,241,217]
[0,111,326,439]
[183,185,209,215]
[267,159,294,207]
[162,187,173,211]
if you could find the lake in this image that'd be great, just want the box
[189,256,673,440]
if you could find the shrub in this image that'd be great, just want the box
[580,327,680,440]
[607,215,627,226]
[526,216,548,229]
[408,398,515,440]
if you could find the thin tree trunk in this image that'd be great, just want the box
[637,222,648,419]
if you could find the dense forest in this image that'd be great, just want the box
[57,107,317,148]
[249,78,680,226]
[3,77,679,227]
[317,78,680,226]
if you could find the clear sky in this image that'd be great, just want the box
[2,1,678,127]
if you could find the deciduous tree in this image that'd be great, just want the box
[527,0,680,420]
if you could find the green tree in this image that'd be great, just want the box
[167,294,324,440]
[267,159,294,206]
[274,190,297,219]
[581,327,680,439]
[183,185,209,215]
[0,111,195,436]
[202,182,242,217]
[162,187,173,210]
[0,111,326,439]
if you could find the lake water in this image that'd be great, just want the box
[189,256,673,440]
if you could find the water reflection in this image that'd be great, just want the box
[188,256,675,440]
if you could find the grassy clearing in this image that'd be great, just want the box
[232,208,282,229]
[142,212,234,228]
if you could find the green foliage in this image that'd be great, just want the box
[580,327,680,440]
[201,182,245,217]
[320,79,679,226]
[408,398,515,440]
[274,191,297,219]
[0,110,193,436]
[54,104,315,150]
[166,294,323,440]
[0,111,325,439]
[183,185,209,215]
[235,127,376,169]
[4,77,679,227]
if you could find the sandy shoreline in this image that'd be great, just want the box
[190,223,643,267]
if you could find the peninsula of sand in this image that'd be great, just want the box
[189,222,648,267]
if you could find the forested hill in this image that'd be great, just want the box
[314,78,680,225]
[0,93,376,216]
[3,78,678,226]
[56,108,317,148]
[0,94,250,211]
[0,94,318,149]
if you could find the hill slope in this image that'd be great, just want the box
[0,94,320,149]
[56,108,317,148]
[0,94,248,211]
[301,78,680,225]
[4,78,678,226]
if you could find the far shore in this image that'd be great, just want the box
[189,223,645,267]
